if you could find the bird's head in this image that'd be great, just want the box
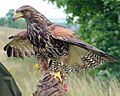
[12,5,39,21]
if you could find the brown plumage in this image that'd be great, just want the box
[4,5,116,73]
[4,29,34,58]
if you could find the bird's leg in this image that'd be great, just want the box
[49,60,67,82]
[48,60,63,82]
[37,56,48,74]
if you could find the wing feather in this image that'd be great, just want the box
[51,26,116,69]
[4,30,34,59]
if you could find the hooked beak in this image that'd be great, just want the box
[12,12,23,21]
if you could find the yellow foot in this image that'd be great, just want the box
[50,71,62,82]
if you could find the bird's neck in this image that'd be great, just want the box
[37,14,52,26]
[26,15,51,37]
[26,13,52,26]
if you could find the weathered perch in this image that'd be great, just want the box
[33,72,67,96]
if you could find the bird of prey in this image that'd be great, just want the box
[4,5,116,81]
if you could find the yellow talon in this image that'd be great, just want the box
[50,71,62,82]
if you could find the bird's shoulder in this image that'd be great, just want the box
[9,29,28,40]
[48,24,81,41]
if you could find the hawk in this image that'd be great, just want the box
[4,5,116,80]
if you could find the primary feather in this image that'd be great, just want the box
[4,29,34,58]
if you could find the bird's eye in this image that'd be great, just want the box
[21,10,26,14]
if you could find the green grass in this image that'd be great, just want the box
[67,73,120,96]
[0,26,120,96]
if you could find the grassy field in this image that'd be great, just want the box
[0,26,120,96]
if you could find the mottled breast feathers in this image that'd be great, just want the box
[27,22,69,59]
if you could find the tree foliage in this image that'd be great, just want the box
[46,0,120,79]
[0,9,26,29]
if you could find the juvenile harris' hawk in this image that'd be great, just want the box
[4,5,116,80]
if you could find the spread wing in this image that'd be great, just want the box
[4,30,34,59]
[51,26,116,69]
